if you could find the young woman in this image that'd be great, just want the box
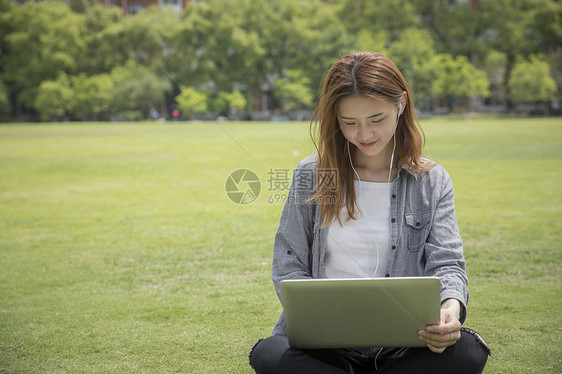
[250,52,490,373]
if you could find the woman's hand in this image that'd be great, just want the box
[418,298,462,353]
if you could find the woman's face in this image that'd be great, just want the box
[336,95,400,161]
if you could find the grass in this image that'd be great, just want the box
[0,117,560,373]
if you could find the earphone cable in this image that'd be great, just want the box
[342,107,400,278]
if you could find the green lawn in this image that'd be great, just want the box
[0,117,560,373]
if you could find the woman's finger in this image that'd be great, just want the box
[418,329,460,350]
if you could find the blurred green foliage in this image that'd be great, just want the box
[175,86,208,117]
[509,55,557,103]
[430,54,490,109]
[0,79,10,120]
[0,0,560,121]
[34,74,74,121]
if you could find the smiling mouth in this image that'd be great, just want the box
[360,141,376,148]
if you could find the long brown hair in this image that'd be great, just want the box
[310,52,431,227]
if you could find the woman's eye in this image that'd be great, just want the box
[372,118,386,124]
[342,121,355,126]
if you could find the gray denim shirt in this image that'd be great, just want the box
[271,154,468,336]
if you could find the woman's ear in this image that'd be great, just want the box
[399,91,407,115]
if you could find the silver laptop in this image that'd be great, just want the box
[280,277,441,349]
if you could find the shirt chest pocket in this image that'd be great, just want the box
[404,212,432,252]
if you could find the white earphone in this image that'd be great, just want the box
[389,101,401,181]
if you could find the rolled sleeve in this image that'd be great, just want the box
[424,168,469,323]
[271,157,317,302]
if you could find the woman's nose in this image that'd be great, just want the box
[357,123,373,138]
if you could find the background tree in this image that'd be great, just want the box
[68,73,114,121]
[273,70,314,112]
[0,2,84,116]
[173,0,348,113]
[173,0,265,96]
[70,0,88,14]
[77,4,126,75]
[122,6,180,67]
[529,1,562,99]
[508,55,557,112]
[0,0,14,118]
[175,87,208,118]
[413,0,489,60]
[0,80,10,121]
[528,0,562,53]
[548,50,562,101]
[414,0,559,106]
[334,0,420,39]
[212,90,247,119]
[482,50,508,106]
[387,28,436,109]
[110,61,172,120]
[33,74,73,121]
[226,90,247,115]
[355,29,389,56]
[260,0,349,102]
[1,0,559,121]
[431,54,490,111]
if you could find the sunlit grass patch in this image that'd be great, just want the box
[0,118,560,372]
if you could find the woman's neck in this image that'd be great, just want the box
[352,142,398,182]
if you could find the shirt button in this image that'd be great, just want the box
[391,218,396,223]
[416,222,421,227]
[392,194,396,199]
[391,245,396,250]
[385,274,390,277]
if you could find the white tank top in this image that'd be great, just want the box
[325,180,391,278]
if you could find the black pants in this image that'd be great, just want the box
[250,328,489,374]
